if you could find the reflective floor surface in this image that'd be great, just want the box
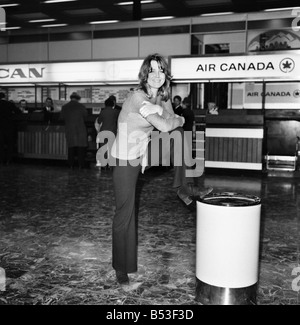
[0,161,299,305]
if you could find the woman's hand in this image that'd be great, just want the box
[141,107,185,132]
[209,107,219,115]
[177,115,185,127]
[139,101,163,118]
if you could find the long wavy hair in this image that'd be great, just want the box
[137,53,172,101]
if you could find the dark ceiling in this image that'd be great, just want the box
[0,0,299,30]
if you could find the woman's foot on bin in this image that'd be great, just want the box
[177,185,213,206]
[187,184,213,199]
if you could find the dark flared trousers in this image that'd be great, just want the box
[112,160,141,273]
[68,146,86,168]
[0,125,16,164]
[112,127,193,273]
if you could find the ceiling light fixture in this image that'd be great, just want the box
[41,23,68,27]
[116,1,133,5]
[0,3,20,7]
[43,0,77,3]
[116,1,155,5]
[4,26,21,30]
[89,20,120,24]
[142,16,175,21]
[201,12,234,16]
[29,19,56,23]
[264,7,300,12]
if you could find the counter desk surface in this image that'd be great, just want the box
[202,110,264,171]
[15,112,98,161]
[14,109,299,171]
[14,111,97,123]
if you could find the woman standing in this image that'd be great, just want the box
[110,53,212,285]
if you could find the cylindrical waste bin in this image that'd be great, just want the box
[195,192,261,305]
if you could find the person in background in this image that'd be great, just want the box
[60,92,88,169]
[95,97,120,167]
[42,97,54,113]
[181,97,195,160]
[19,99,31,113]
[42,97,55,123]
[108,95,122,111]
[181,97,195,132]
[207,102,219,115]
[110,53,213,285]
[0,92,22,165]
[173,95,183,116]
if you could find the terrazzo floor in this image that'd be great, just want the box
[0,160,299,306]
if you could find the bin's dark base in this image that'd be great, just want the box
[195,278,257,305]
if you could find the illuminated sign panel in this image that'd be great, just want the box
[171,52,300,81]
[0,60,143,83]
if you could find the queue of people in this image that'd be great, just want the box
[0,92,124,169]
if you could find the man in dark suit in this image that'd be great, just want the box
[108,95,122,111]
[19,99,34,113]
[42,97,54,113]
[181,97,195,132]
[173,95,183,116]
[42,97,55,123]
[0,92,22,165]
[60,92,88,169]
[96,97,120,167]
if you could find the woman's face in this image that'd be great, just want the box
[147,60,166,90]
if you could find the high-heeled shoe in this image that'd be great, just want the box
[186,184,213,198]
[177,185,213,206]
[116,270,129,285]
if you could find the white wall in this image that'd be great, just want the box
[1,34,190,63]
[8,42,48,62]
[228,83,245,108]
[0,44,7,62]
[92,37,139,59]
[49,40,92,61]
[139,34,190,57]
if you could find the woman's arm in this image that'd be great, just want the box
[146,114,184,132]
[161,99,176,118]
[140,101,184,132]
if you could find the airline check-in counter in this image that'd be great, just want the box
[170,50,300,172]
[0,59,142,161]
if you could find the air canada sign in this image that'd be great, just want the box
[0,67,45,79]
[171,52,300,80]
[0,60,143,83]
[196,61,275,72]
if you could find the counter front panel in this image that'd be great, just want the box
[18,125,68,160]
[15,113,97,161]
[204,111,264,170]
[205,128,264,170]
